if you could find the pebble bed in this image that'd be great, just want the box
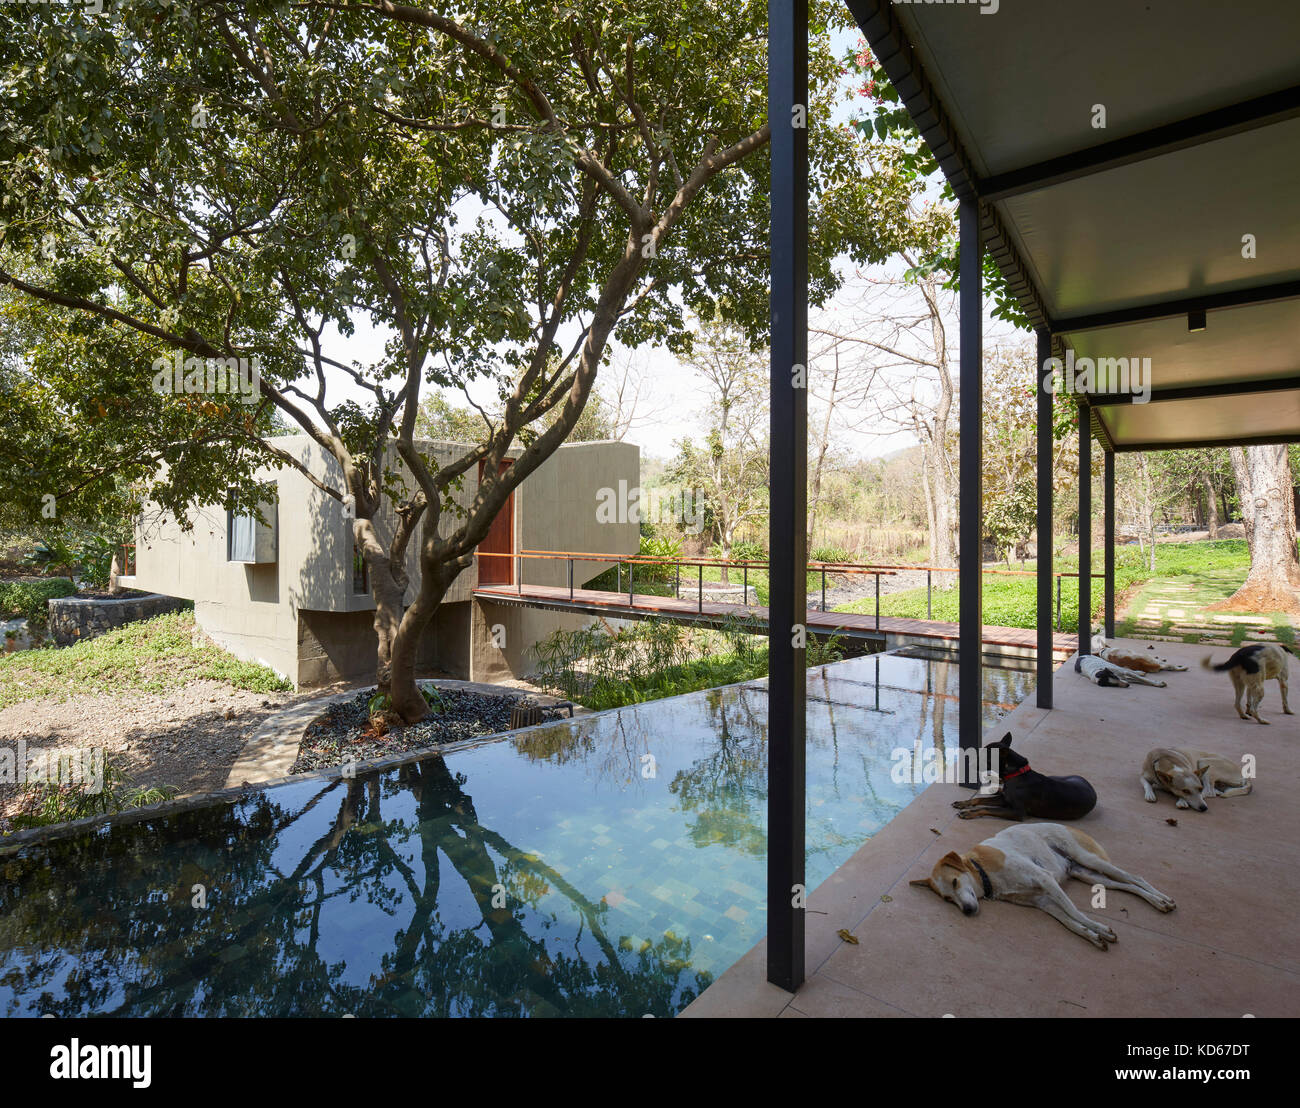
[292,687,536,774]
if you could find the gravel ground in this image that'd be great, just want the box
[0,679,337,822]
[292,686,554,774]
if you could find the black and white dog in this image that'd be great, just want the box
[1075,653,1166,688]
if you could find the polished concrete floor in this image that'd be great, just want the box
[682,638,1300,1018]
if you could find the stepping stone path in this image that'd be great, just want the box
[1120,570,1289,646]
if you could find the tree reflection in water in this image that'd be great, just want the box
[0,752,711,1018]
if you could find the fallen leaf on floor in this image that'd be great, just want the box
[930,828,941,835]
[880,894,892,902]
[836,929,859,945]
[1166,818,1178,826]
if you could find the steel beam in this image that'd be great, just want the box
[1052,279,1300,335]
[1086,374,1300,408]
[766,0,808,994]
[1104,451,1116,638]
[1078,403,1092,657]
[977,85,1300,202]
[1036,327,1054,709]
[1114,431,1300,452]
[958,196,983,784]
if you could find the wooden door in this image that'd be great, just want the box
[477,459,515,586]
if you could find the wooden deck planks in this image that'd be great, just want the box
[473,583,1076,655]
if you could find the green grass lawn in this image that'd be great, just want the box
[834,540,1256,634]
[0,609,291,709]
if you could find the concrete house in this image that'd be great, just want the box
[125,436,639,687]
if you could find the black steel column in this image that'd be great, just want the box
[1036,327,1054,709]
[1104,449,1115,637]
[766,0,807,994]
[958,196,982,784]
[1078,402,1092,657]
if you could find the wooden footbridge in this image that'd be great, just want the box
[473,550,1081,657]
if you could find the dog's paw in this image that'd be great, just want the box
[1154,896,1176,913]
[1176,798,1189,809]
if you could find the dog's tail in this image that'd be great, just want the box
[1201,655,1235,673]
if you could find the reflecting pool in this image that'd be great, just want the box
[0,650,1032,1017]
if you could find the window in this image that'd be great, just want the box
[228,509,258,562]
[227,494,277,563]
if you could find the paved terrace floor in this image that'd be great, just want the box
[681,637,1300,1018]
[475,583,1078,655]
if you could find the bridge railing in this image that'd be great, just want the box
[475,549,1103,631]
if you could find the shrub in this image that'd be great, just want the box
[811,545,854,564]
[711,539,766,563]
[2,759,178,834]
[529,611,833,711]
[0,577,76,629]
[75,535,117,588]
[20,537,77,576]
[637,534,683,582]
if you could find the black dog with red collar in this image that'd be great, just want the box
[951,732,1097,821]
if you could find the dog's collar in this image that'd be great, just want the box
[968,856,994,899]
[1001,764,1031,780]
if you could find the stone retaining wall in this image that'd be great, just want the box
[47,593,188,647]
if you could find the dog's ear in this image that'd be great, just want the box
[908,877,934,890]
[1155,769,1174,786]
[996,733,1012,747]
[937,851,967,871]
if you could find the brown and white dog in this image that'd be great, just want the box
[1091,634,1187,674]
[909,823,1175,949]
[1140,748,1252,812]
[1202,643,1294,724]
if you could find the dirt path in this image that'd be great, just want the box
[0,666,563,826]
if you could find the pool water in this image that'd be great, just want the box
[0,650,1032,1018]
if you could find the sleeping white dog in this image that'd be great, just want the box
[1075,653,1166,688]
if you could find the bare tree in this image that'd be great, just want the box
[810,271,958,568]
[670,320,769,583]
[805,324,879,549]
[598,348,667,442]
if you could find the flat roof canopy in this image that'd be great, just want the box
[847,0,1300,451]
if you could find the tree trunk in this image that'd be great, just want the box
[1229,446,1255,556]
[928,438,958,568]
[808,346,841,549]
[1202,473,1220,539]
[1211,444,1300,613]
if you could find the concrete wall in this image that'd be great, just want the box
[521,439,639,587]
[131,435,640,687]
[467,598,599,684]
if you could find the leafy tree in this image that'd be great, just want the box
[0,2,917,720]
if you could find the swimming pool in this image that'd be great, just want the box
[0,649,1032,1018]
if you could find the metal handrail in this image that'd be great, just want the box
[475,548,1104,632]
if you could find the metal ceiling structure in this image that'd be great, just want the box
[846,0,1300,452]
[765,0,1300,992]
